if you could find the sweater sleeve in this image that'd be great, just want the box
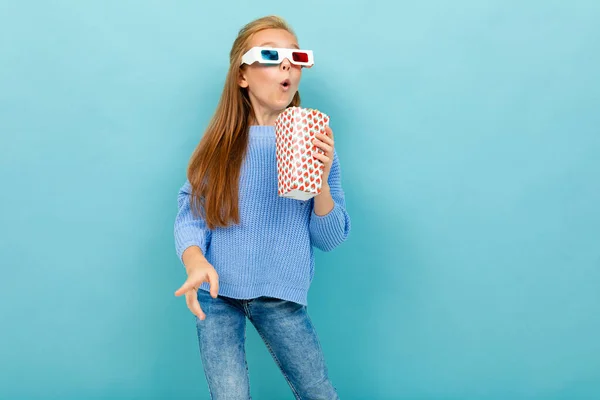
[174,180,212,264]
[309,150,351,252]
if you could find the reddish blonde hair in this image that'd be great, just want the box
[187,15,301,230]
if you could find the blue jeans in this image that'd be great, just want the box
[195,289,340,400]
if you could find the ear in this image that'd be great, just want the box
[238,69,249,88]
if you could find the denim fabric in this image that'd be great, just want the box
[195,289,340,400]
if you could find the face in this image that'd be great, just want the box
[238,28,303,115]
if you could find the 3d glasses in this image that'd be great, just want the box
[241,47,314,67]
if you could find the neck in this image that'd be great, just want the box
[251,108,281,126]
[248,95,285,126]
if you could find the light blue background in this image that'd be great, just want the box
[1,1,599,399]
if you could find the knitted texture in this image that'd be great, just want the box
[174,125,351,305]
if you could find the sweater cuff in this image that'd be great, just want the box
[309,201,350,251]
[175,231,208,264]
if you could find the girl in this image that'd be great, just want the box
[173,15,351,400]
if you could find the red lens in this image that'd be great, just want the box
[292,51,309,63]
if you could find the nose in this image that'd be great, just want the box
[280,58,291,71]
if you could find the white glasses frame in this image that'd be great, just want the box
[240,47,314,67]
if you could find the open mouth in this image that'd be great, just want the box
[280,79,291,88]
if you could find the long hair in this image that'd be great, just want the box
[187,15,301,230]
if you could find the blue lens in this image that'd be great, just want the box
[260,50,279,61]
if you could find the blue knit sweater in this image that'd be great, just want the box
[174,125,351,305]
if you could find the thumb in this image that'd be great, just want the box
[174,277,199,297]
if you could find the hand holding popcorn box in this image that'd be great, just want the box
[274,106,330,201]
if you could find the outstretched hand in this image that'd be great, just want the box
[175,262,219,320]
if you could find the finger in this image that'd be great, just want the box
[185,291,203,319]
[207,270,219,298]
[313,140,333,153]
[316,133,334,146]
[325,126,334,139]
[313,138,333,154]
[186,292,206,320]
[174,277,202,297]
[315,132,333,141]
[312,152,331,164]
[190,297,206,320]
[313,147,332,159]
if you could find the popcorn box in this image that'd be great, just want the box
[274,106,330,200]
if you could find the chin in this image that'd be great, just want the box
[274,98,294,110]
